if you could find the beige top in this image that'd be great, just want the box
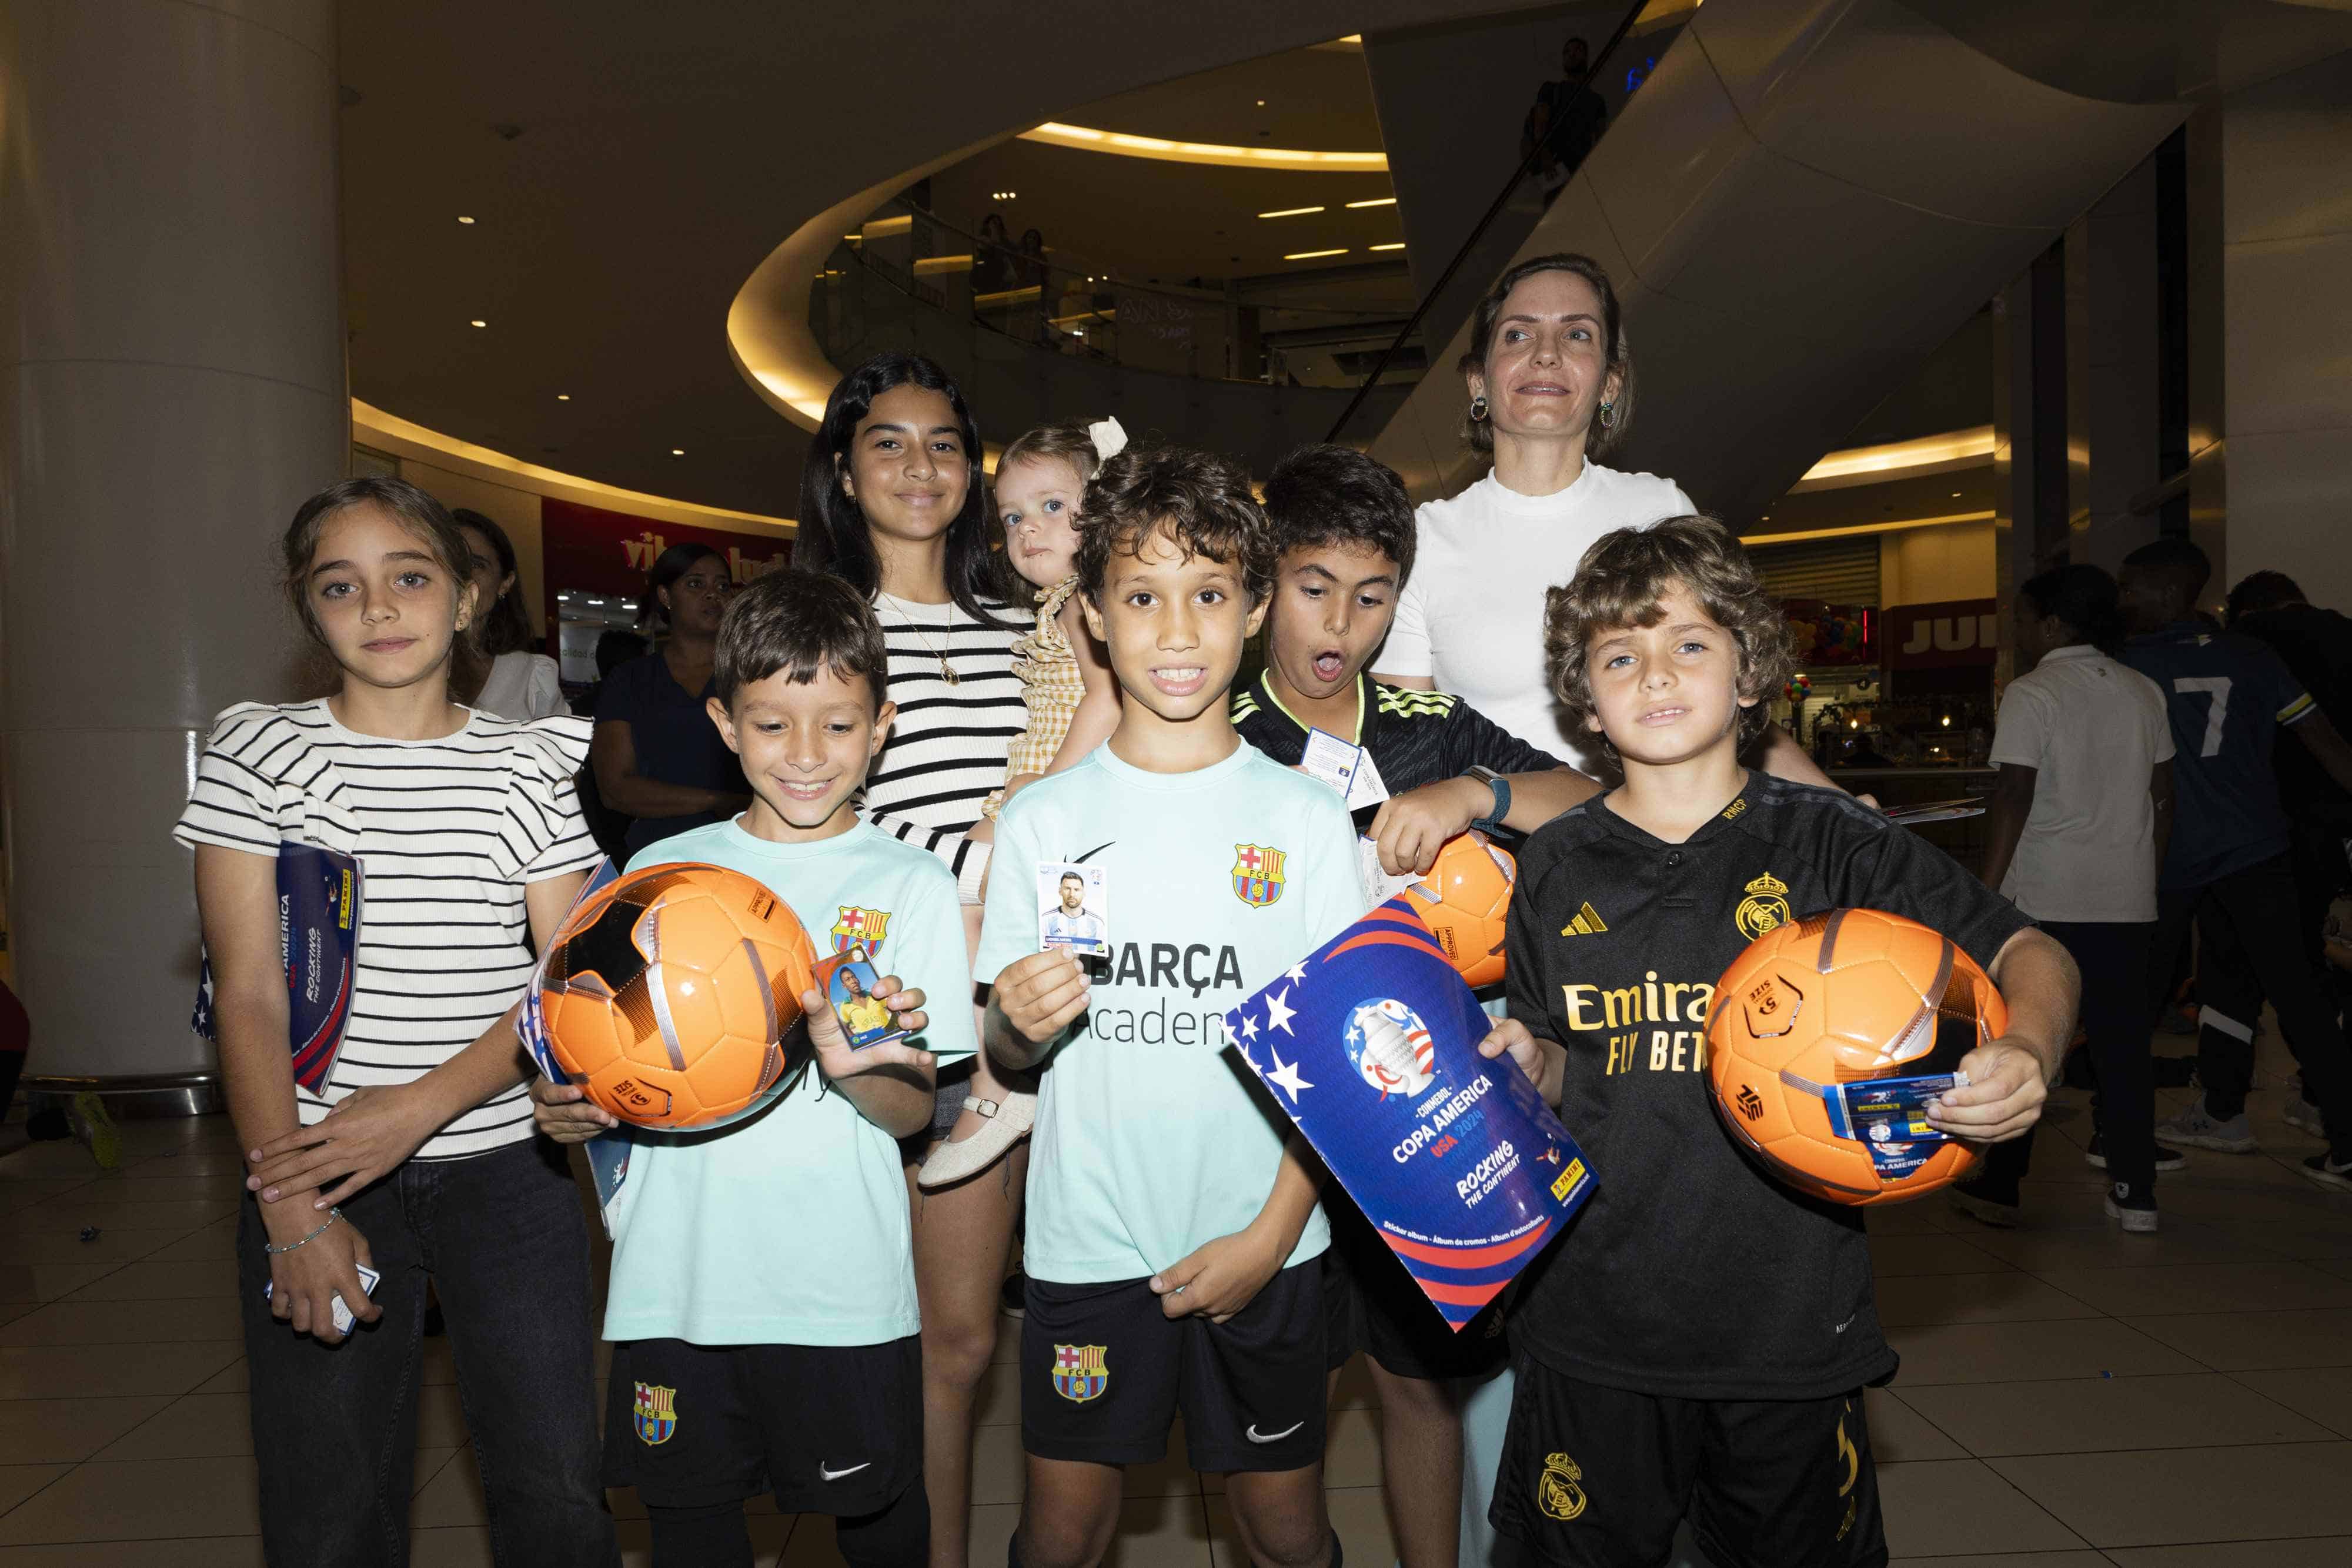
[991,576,1087,809]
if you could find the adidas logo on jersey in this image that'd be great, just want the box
[1560,901,1609,937]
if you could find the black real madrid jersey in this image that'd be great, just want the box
[1504,773,2031,1400]
[1231,671,1564,800]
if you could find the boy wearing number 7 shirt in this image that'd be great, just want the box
[1478,518,2077,1568]
[980,446,1365,1568]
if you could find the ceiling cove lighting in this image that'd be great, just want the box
[1020,122,1388,173]
[1258,206,1325,219]
[1284,248,1348,261]
[1369,242,1405,252]
[1346,197,1396,208]
[1790,425,1995,490]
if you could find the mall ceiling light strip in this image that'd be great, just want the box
[1258,206,1326,219]
[1284,248,1348,261]
[1346,197,1396,208]
[1021,122,1388,173]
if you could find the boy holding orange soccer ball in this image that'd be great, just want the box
[1477,518,2078,1568]
[533,569,971,1568]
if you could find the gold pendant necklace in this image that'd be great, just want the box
[886,596,959,686]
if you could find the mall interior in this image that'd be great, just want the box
[4,0,2352,1563]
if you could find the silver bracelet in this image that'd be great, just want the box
[263,1206,343,1255]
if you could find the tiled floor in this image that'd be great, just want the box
[4,1032,2350,1566]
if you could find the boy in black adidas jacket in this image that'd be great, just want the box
[1479,517,2077,1568]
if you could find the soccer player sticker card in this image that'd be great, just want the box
[1223,896,1597,1330]
[814,945,906,1050]
[1037,862,1110,956]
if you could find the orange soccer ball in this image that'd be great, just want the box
[532,864,817,1130]
[1401,831,1517,988]
[1705,907,2006,1206]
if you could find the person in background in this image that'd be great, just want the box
[1521,35,1605,197]
[1015,229,1050,345]
[971,212,1014,302]
[0,974,120,1166]
[2120,539,2352,1191]
[1952,564,2176,1231]
[590,543,750,857]
[452,509,569,721]
[573,629,649,861]
[2227,571,2352,1085]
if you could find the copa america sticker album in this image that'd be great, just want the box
[1222,896,1596,1330]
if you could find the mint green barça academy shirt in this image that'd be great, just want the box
[601,818,975,1347]
[978,741,1368,1284]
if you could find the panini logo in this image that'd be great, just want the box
[1559,901,1609,937]
[1549,1156,1588,1202]
[1735,1084,1765,1121]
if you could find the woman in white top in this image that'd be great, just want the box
[1959,563,2175,1232]
[453,508,570,721]
[1376,253,1830,784]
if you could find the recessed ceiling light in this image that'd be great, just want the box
[1951,490,1962,497]
[469,319,486,328]
[1259,206,1325,219]
[1369,242,1405,252]
[1284,248,1348,260]
[557,393,570,401]
[1346,197,1396,209]
[671,448,684,456]
[1256,99,1267,107]
[457,215,476,225]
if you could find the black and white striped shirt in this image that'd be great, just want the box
[172,700,602,1161]
[862,593,1024,900]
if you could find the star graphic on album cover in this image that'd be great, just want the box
[1284,961,1310,985]
[1264,988,1297,1035]
[1265,1049,1314,1104]
[1240,1014,1259,1041]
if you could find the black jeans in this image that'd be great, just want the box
[1976,920,2159,1194]
[2159,851,2352,1156]
[237,1136,617,1568]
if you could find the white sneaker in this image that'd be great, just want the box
[917,1091,1035,1189]
[2282,1096,2326,1137]
[2154,1096,2258,1154]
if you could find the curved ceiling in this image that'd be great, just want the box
[337,1,1565,519]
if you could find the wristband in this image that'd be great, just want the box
[1464,766,1509,834]
[263,1206,344,1255]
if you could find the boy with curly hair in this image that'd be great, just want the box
[1478,517,2079,1568]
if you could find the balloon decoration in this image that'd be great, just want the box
[1782,671,1813,703]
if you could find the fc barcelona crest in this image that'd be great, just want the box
[633,1382,678,1445]
[831,905,891,954]
[1051,1343,1108,1403]
[1232,844,1287,907]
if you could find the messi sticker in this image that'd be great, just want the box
[1232,844,1287,907]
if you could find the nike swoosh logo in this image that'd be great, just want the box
[1245,1421,1304,1444]
[818,1460,872,1481]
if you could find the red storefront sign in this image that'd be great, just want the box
[539,499,794,627]
[1883,598,1999,668]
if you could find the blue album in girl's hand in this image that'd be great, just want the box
[191,841,362,1096]
[1222,898,1596,1330]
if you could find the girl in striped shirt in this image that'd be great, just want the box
[794,352,1030,1568]
[174,477,615,1567]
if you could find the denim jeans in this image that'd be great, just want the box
[236,1135,617,1567]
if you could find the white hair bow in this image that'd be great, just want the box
[1087,417,1128,465]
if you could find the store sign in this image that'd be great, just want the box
[1884,599,1999,668]
[539,499,793,626]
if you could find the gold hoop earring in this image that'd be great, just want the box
[1597,400,1615,429]
[1469,394,1489,423]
